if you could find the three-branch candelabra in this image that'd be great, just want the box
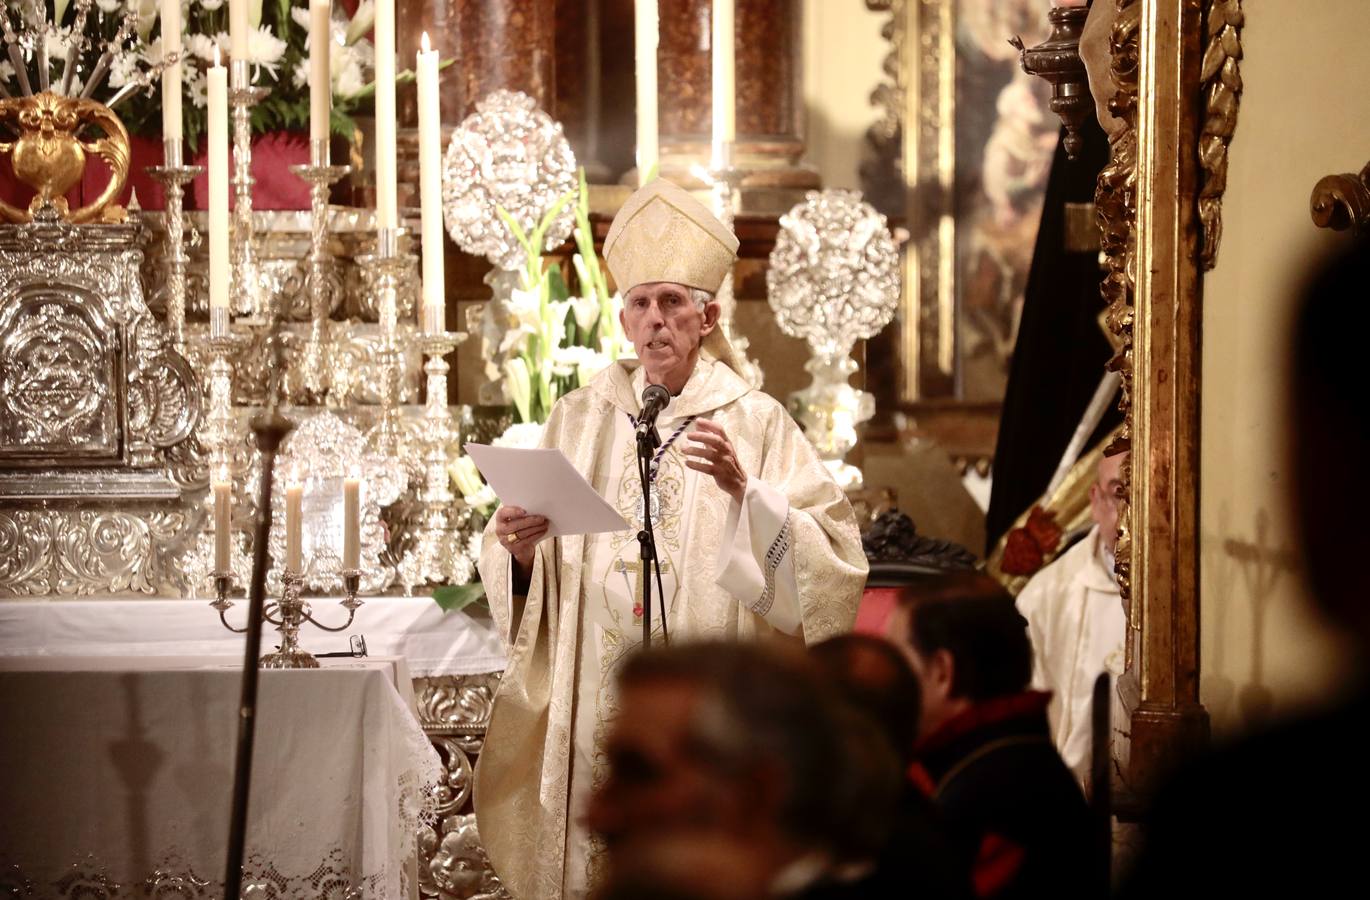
[211,568,363,668]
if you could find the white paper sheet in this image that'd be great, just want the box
[465,443,631,538]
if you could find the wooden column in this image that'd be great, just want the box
[1105,0,1211,793]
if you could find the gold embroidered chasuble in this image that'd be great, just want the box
[472,357,868,899]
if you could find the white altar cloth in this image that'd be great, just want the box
[0,596,506,676]
[0,656,442,898]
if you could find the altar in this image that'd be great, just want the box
[0,655,439,898]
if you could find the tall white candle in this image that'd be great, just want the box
[417,32,444,332]
[285,482,303,573]
[208,51,230,316]
[230,0,249,62]
[710,0,735,167]
[634,0,658,186]
[214,477,232,573]
[343,475,360,570]
[374,0,398,230]
[309,0,332,144]
[160,0,182,141]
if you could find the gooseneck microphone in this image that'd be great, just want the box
[637,384,671,440]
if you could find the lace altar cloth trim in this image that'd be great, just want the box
[0,848,408,899]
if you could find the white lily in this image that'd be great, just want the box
[345,0,375,46]
[447,455,485,499]
[503,357,532,424]
[133,0,159,41]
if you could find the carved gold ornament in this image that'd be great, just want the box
[1197,0,1245,270]
[0,92,130,225]
[1310,161,1370,236]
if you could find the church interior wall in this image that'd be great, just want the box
[1198,0,1366,736]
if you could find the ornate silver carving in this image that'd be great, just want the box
[0,216,203,597]
[0,216,200,505]
[0,506,194,596]
[414,673,509,900]
[442,90,578,272]
[0,295,116,455]
[230,59,272,322]
[146,138,203,351]
[397,333,476,594]
[259,411,408,595]
[767,190,900,489]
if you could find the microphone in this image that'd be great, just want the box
[637,384,671,440]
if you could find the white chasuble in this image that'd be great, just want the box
[1015,525,1128,789]
[473,357,868,899]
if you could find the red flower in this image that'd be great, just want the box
[1023,506,1063,555]
[1001,528,1044,576]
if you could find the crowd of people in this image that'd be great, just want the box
[562,238,1368,898]
[586,574,1095,899]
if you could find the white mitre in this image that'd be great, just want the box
[603,178,746,375]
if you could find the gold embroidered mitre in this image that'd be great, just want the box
[603,178,739,294]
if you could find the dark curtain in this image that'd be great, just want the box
[984,120,1119,554]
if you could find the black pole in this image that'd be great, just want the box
[222,409,292,898]
[636,430,659,647]
[223,315,293,898]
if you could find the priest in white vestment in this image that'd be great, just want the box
[473,179,869,899]
[1015,451,1129,790]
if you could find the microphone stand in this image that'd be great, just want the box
[223,324,294,898]
[636,424,661,647]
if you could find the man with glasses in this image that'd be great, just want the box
[1014,451,1129,789]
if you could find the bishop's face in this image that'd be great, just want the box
[620,282,720,393]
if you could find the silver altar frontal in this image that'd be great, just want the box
[0,211,201,595]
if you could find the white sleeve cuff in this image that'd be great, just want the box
[714,477,801,635]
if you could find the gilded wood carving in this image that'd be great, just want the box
[1310,161,1370,235]
[1095,0,1141,601]
[1103,0,1212,791]
[1197,0,1245,269]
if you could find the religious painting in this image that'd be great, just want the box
[865,0,1056,406]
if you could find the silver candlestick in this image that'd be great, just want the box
[397,332,472,592]
[230,59,271,322]
[290,139,352,403]
[362,228,416,461]
[147,138,203,352]
[214,568,364,669]
[200,330,247,478]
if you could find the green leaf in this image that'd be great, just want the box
[432,582,487,613]
[497,206,535,259]
[547,266,570,303]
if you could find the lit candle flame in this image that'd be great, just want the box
[421,31,431,53]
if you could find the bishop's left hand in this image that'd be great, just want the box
[684,419,748,503]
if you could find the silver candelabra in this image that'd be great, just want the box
[147,138,203,352]
[362,228,417,462]
[230,59,270,322]
[290,139,352,403]
[397,331,471,592]
[212,568,364,668]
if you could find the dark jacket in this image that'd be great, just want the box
[910,691,1095,899]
